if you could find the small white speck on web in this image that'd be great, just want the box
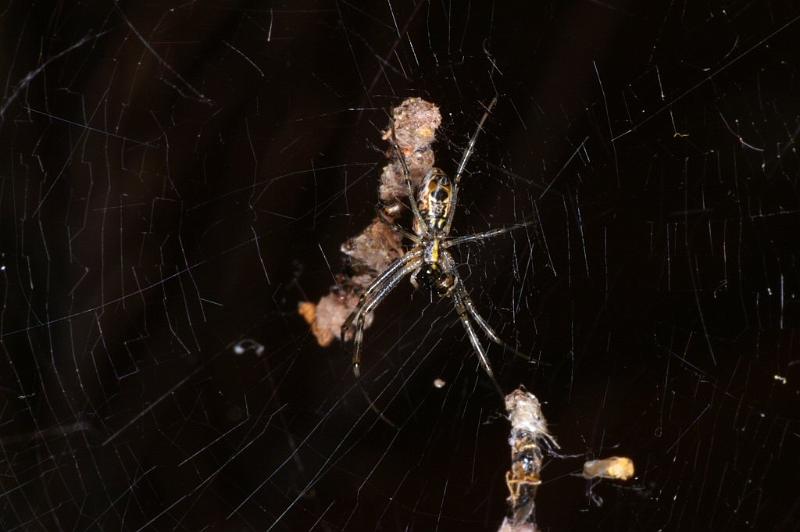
[433,378,446,388]
[232,339,265,357]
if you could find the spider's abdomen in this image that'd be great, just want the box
[415,168,452,235]
[414,256,455,297]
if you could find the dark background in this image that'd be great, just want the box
[1,1,799,530]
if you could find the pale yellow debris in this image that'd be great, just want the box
[582,456,635,481]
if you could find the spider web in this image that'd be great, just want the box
[0,1,798,530]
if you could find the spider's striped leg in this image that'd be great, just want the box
[457,285,503,345]
[375,204,420,243]
[452,285,504,397]
[388,124,428,234]
[350,313,366,377]
[444,221,534,249]
[441,250,500,388]
[443,96,498,235]
[440,249,501,345]
[454,281,531,363]
[342,249,423,338]
[453,292,494,378]
[345,256,423,377]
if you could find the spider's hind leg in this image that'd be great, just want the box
[452,288,504,397]
[351,313,366,377]
[457,283,533,364]
[442,250,502,393]
[442,243,532,373]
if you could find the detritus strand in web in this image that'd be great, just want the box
[500,387,636,530]
[298,98,442,347]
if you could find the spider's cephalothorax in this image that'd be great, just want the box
[342,97,521,385]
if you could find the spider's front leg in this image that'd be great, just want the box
[341,249,423,336]
[443,222,534,249]
[389,124,428,234]
[342,255,423,376]
[376,204,420,243]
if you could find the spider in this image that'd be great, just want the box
[342,96,525,385]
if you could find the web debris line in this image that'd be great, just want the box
[364,0,426,96]
[340,362,437,528]
[298,97,441,347]
[223,40,265,77]
[537,136,589,200]
[112,0,211,104]
[179,404,288,502]
[0,31,109,120]
[499,387,558,531]
[100,351,224,446]
[251,226,272,285]
[0,228,272,339]
[593,61,620,187]
[612,12,800,142]
[226,365,403,523]
[31,83,114,216]
[82,466,157,530]
[24,106,159,147]
[263,336,444,531]
[499,387,636,529]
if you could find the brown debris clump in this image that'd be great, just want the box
[299,98,442,347]
[340,217,404,275]
[498,388,635,530]
[297,291,361,348]
[379,97,441,204]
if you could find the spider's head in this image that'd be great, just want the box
[417,263,454,298]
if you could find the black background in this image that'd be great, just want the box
[1,1,799,530]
